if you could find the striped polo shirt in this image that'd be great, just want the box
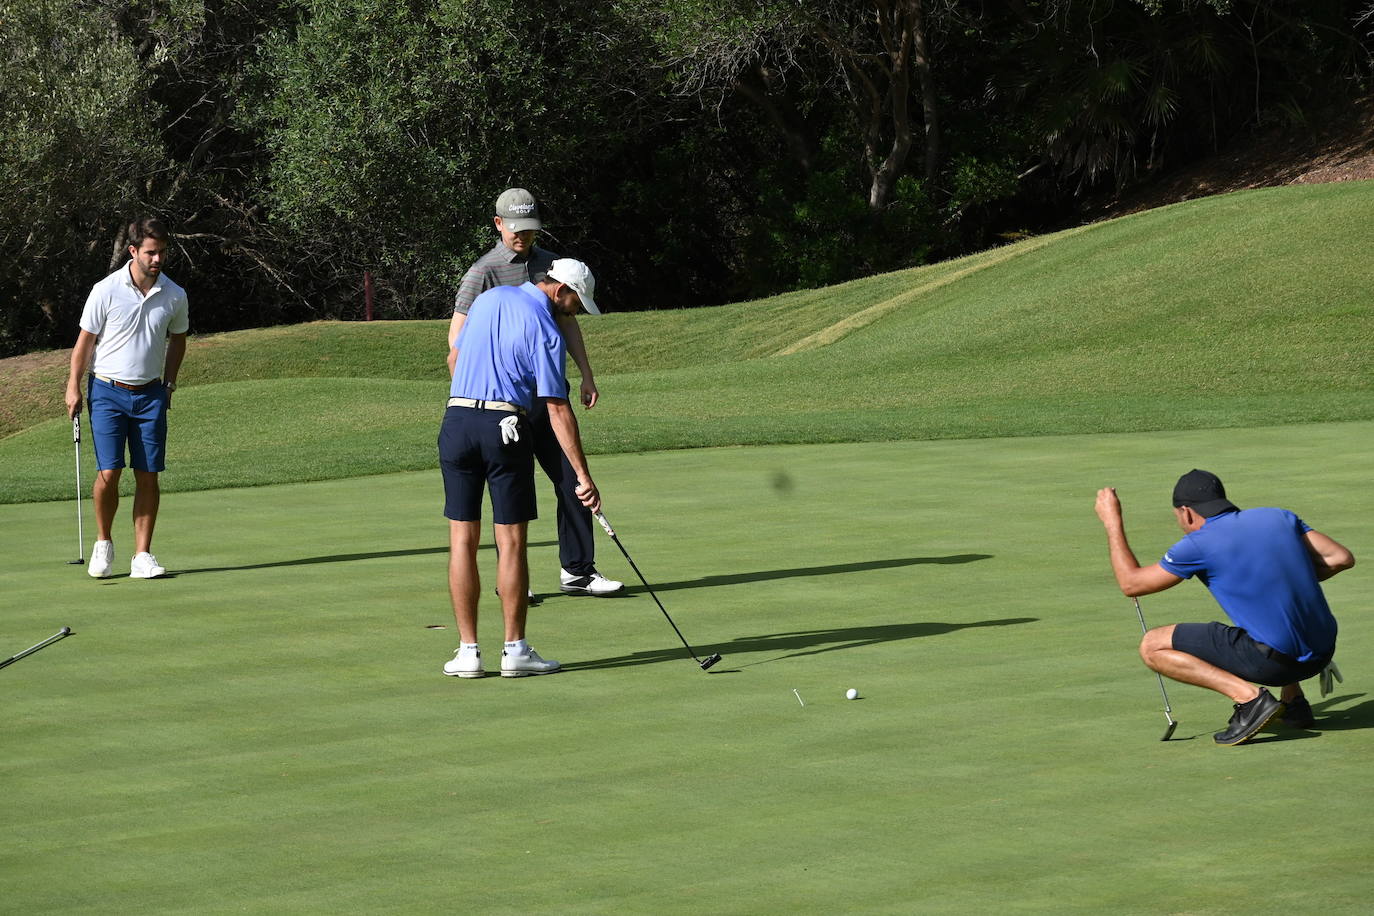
[452,242,556,316]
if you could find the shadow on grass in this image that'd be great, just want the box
[1197,693,1374,745]
[587,553,994,596]
[562,615,1036,672]
[173,540,557,575]
[1307,693,1374,730]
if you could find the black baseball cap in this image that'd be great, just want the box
[1172,469,1239,517]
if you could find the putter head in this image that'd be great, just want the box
[1161,720,1178,741]
[699,653,722,671]
[67,559,85,565]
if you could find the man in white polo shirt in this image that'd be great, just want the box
[64,216,189,579]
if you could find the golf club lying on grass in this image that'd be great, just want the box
[1133,597,1178,740]
[68,415,85,566]
[594,511,722,671]
[1,627,74,671]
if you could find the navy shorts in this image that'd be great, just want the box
[438,407,536,524]
[1172,622,1332,687]
[88,376,170,472]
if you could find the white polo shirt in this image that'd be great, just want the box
[80,263,190,385]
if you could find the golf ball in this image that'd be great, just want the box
[845,688,859,700]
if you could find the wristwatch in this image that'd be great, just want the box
[166,381,177,392]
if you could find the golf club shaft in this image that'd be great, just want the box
[0,627,73,670]
[73,415,84,561]
[1133,597,1176,722]
[594,511,710,664]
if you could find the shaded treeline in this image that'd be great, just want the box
[3,0,1370,357]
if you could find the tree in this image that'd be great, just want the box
[0,0,158,355]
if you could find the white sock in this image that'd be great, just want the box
[504,639,528,655]
[459,643,479,655]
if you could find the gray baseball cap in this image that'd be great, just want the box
[547,258,600,315]
[494,188,542,232]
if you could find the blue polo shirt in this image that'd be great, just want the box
[1159,508,1336,661]
[450,282,566,411]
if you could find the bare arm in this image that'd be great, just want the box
[163,332,188,407]
[446,312,467,376]
[65,330,98,418]
[555,313,598,408]
[1095,487,1185,597]
[544,397,600,513]
[164,332,187,384]
[1305,529,1354,581]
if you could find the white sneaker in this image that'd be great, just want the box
[560,568,624,596]
[130,552,167,579]
[443,648,484,678]
[500,647,561,677]
[89,540,113,578]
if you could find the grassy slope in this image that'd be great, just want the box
[2,181,1371,503]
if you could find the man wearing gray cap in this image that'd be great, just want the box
[446,188,623,597]
[1095,470,1355,745]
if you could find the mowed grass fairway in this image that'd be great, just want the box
[4,423,1373,913]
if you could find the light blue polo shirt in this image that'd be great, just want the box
[450,282,566,411]
[1159,507,1336,661]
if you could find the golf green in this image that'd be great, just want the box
[3,422,1371,913]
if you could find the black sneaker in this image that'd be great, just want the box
[1281,695,1315,729]
[1213,689,1284,746]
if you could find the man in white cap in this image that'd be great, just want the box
[439,259,604,678]
[445,188,623,598]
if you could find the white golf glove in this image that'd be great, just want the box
[499,415,521,445]
[1320,660,1343,698]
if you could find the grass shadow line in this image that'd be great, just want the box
[175,540,558,575]
[601,554,994,595]
[562,616,1037,672]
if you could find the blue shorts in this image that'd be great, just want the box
[1172,622,1332,687]
[88,376,170,473]
[438,407,536,524]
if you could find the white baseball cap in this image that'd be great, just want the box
[546,258,600,315]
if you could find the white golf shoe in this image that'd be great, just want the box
[500,646,560,677]
[130,552,167,579]
[443,648,484,678]
[88,540,113,578]
[559,569,624,596]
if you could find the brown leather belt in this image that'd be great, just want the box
[94,374,160,392]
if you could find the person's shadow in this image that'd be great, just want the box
[171,540,558,576]
[562,616,1036,672]
[1226,693,1374,744]
[563,553,995,597]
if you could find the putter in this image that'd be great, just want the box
[68,415,85,565]
[1133,597,1178,740]
[594,511,722,670]
[0,627,74,671]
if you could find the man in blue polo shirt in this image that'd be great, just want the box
[64,216,189,580]
[439,258,603,679]
[1095,470,1355,746]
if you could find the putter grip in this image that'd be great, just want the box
[594,512,615,538]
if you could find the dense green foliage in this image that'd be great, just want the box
[2,0,1370,357]
[4,182,1371,503]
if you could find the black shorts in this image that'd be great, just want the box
[438,407,536,524]
[1172,622,1332,687]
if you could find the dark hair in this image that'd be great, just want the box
[127,216,170,249]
